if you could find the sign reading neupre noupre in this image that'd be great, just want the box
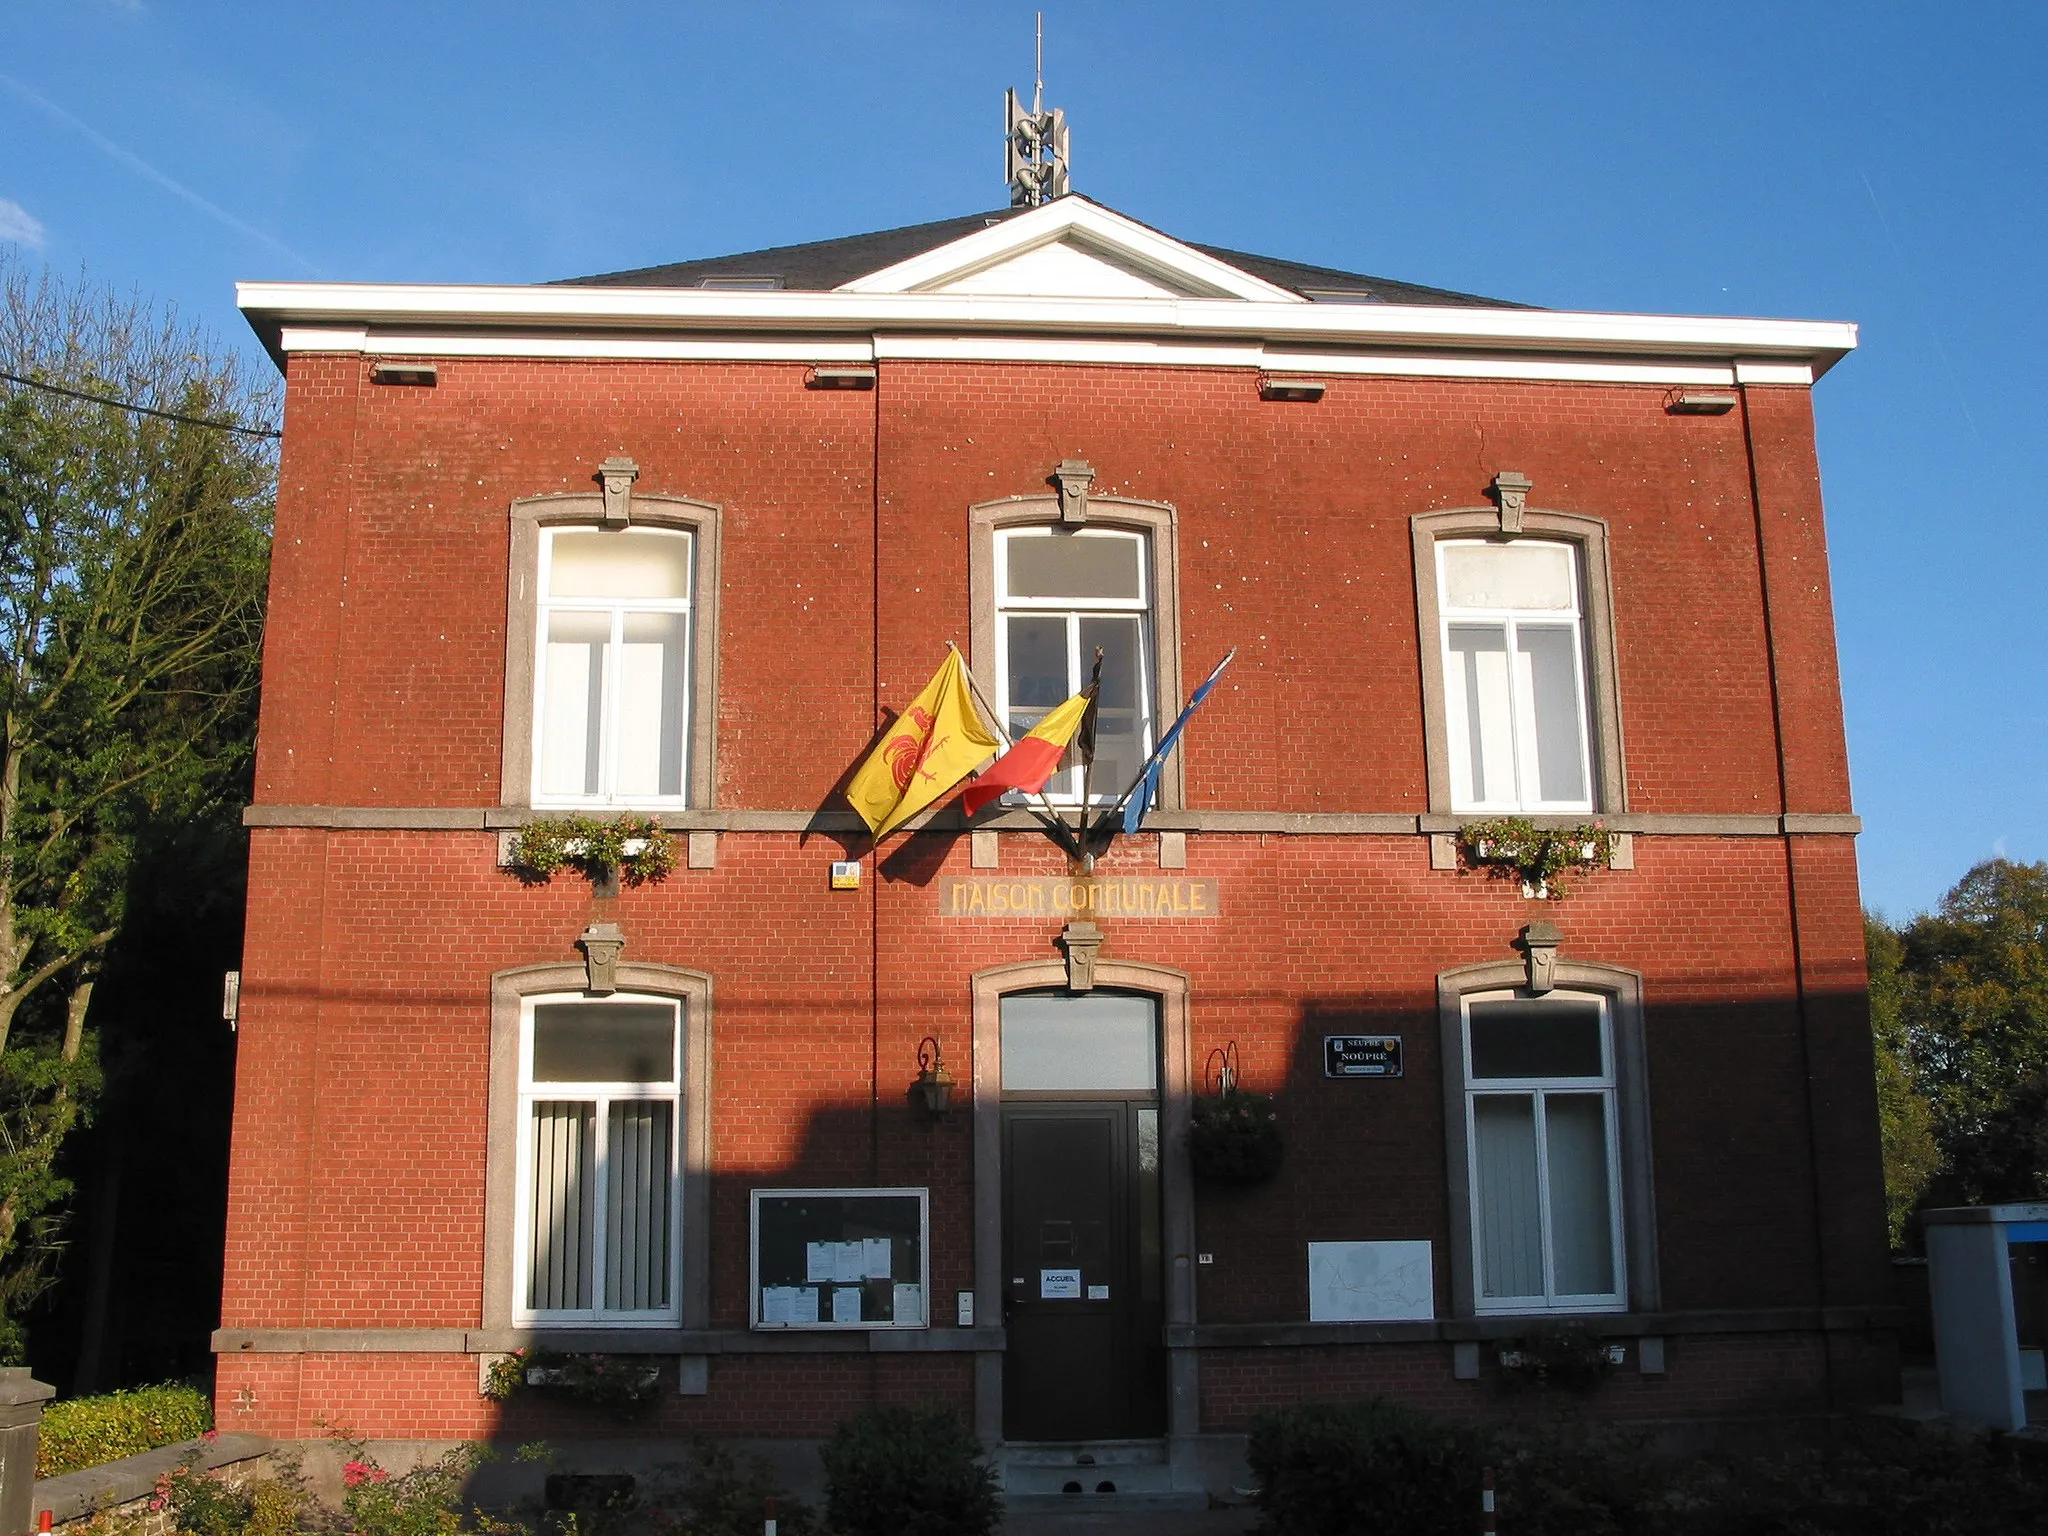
[1324,1036,1403,1079]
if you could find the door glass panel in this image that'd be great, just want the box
[1442,542,1574,611]
[550,530,691,599]
[1001,993,1158,1091]
[540,611,609,796]
[1136,1107,1162,1304]
[1517,623,1588,804]
[533,1003,679,1083]
[1468,999,1605,1079]
[1471,1094,1543,1299]
[1544,1094,1616,1295]
[1006,533,1142,600]
[615,610,687,798]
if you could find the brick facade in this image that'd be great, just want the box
[223,234,1892,1451]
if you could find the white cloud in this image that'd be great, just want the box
[0,199,45,249]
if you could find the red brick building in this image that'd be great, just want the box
[222,194,1891,1494]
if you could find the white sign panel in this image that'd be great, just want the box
[1039,1267,1083,1299]
[1307,1240,1434,1322]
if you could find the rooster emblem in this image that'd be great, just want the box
[883,706,937,791]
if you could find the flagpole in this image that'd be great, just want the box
[1075,648,1103,867]
[950,642,1083,859]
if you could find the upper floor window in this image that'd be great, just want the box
[1436,539,1594,814]
[995,527,1154,803]
[535,528,693,805]
[1460,989,1625,1313]
[516,993,683,1325]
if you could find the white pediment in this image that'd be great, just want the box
[837,197,1307,304]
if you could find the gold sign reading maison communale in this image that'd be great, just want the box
[938,876,1221,920]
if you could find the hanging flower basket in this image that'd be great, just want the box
[1458,818,1613,898]
[1188,1086,1283,1182]
[507,814,674,887]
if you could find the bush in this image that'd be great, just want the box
[37,1382,212,1477]
[820,1405,998,1536]
[1246,1400,1481,1536]
[1248,1400,2048,1536]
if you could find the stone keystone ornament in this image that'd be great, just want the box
[578,921,627,994]
[1490,470,1533,537]
[1516,920,1563,995]
[598,455,640,527]
[1057,920,1105,992]
[1053,459,1096,524]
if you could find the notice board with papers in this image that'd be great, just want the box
[750,1187,929,1330]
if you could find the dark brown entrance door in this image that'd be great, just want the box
[1002,1101,1165,1440]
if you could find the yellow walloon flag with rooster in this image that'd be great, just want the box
[846,650,1001,838]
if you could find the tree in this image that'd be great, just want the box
[1874,858,2048,1222]
[1865,916,1941,1244]
[0,254,273,1356]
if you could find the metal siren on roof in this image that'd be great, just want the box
[1004,15,1071,207]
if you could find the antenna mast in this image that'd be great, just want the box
[1005,12,1070,207]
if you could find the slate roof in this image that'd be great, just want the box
[558,199,1523,308]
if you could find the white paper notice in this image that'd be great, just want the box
[836,1242,867,1283]
[804,1242,834,1283]
[762,1285,820,1325]
[894,1282,924,1324]
[862,1237,893,1279]
[831,1287,863,1324]
[1039,1267,1083,1300]
[1087,1284,1110,1300]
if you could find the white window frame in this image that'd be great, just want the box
[1435,538,1596,815]
[992,526,1155,805]
[1459,987,1627,1315]
[512,991,684,1328]
[531,525,695,809]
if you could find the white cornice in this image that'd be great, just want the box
[240,285,1857,379]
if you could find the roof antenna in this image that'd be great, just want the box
[1005,12,1071,206]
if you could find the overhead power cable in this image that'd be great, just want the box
[0,367,281,440]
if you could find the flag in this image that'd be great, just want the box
[1119,649,1237,835]
[845,650,1002,838]
[961,689,1092,816]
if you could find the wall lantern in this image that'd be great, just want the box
[912,1036,955,1118]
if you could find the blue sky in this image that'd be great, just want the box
[1,2,2037,919]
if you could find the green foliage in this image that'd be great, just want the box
[1459,819,1612,896]
[658,1438,817,1536]
[36,1380,211,1476]
[0,252,273,1348]
[1866,916,1941,1243]
[820,1404,999,1536]
[1869,859,2048,1216]
[482,1348,663,1420]
[1495,1326,1619,1393]
[338,1443,496,1536]
[1247,1401,2048,1536]
[1246,1399,1481,1536]
[1188,1086,1283,1181]
[508,815,674,888]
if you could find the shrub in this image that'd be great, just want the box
[1246,1399,1480,1536]
[820,1405,998,1536]
[37,1382,213,1477]
[337,1442,500,1536]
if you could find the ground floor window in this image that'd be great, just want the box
[1461,989,1626,1313]
[515,994,682,1324]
